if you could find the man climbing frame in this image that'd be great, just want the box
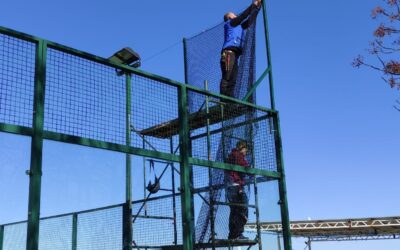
[220,0,262,98]
[225,141,252,240]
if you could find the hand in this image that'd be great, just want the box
[253,0,262,8]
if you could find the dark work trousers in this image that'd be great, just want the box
[226,185,249,239]
[220,49,239,98]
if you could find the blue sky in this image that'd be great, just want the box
[0,0,399,249]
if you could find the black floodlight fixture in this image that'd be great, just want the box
[109,47,141,75]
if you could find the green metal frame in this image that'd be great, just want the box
[0,1,293,246]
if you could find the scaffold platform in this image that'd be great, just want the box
[140,104,250,138]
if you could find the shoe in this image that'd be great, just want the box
[236,235,249,240]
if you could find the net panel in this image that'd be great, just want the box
[3,222,27,250]
[76,206,123,250]
[184,6,260,242]
[39,216,73,250]
[132,196,182,247]
[0,34,35,127]
[45,48,126,144]
[130,75,179,154]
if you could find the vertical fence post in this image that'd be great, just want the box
[204,81,216,248]
[0,225,4,250]
[273,112,292,250]
[72,214,77,250]
[178,85,194,250]
[26,39,47,250]
[123,73,133,250]
[170,138,178,245]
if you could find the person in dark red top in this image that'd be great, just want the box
[225,141,251,240]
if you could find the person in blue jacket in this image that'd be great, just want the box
[220,0,262,98]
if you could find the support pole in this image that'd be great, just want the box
[26,39,47,250]
[307,238,312,250]
[250,127,262,250]
[0,225,4,250]
[261,0,276,110]
[170,138,178,245]
[71,214,77,250]
[142,138,147,216]
[183,38,189,85]
[273,112,292,250]
[123,73,133,250]
[178,85,194,250]
[204,80,216,249]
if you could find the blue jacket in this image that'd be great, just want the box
[222,4,260,51]
[222,20,244,50]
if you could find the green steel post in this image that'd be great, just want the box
[204,81,215,248]
[123,73,133,250]
[261,0,276,110]
[143,138,147,216]
[27,40,47,250]
[72,214,77,250]
[0,225,4,250]
[250,125,263,250]
[170,138,178,245]
[273,112,292,250]
[183,38,189,84]
[178,85,194,250]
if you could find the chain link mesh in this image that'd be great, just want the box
[45,48,126,144]
[0,34,35,127]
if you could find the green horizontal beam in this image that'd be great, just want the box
[189,158,281,179]
[0,123,33,136]
[0,203,125,227]
[43,131,181,163]
[0,26,41,43]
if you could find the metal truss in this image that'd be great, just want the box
[246,216,400,241]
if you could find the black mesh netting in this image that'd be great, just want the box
[184,8,258,243]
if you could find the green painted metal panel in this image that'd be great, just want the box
[26,40,47,250]
[178,85,194,250]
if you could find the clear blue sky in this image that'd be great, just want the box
[0,0,399,249]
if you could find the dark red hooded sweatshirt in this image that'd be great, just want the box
[226,148,249,186]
